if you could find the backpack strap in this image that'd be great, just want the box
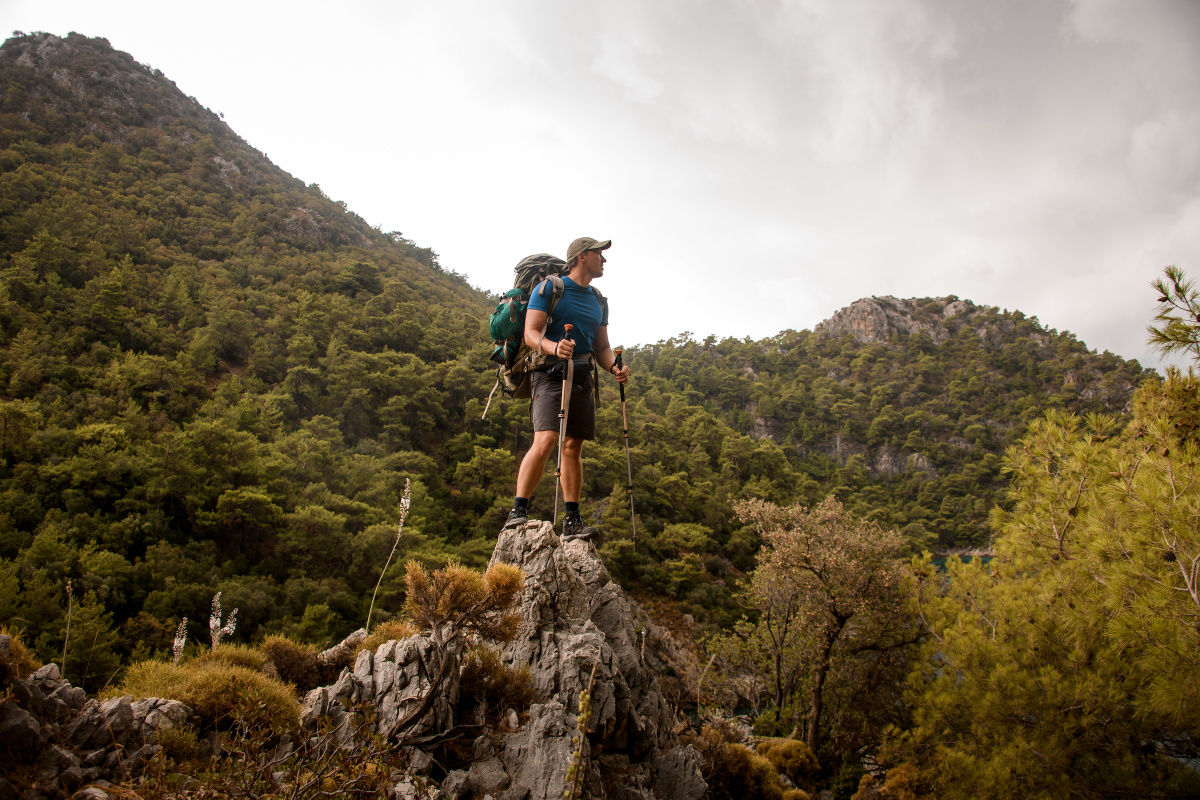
[536,275,567,325]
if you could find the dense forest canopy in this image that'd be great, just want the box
[0,32,1155,691]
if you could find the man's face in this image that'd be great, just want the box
[579,248,606,277]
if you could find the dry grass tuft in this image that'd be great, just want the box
[1,626,42,682]
[191,643,267,672]
[260,634,323,693]
[109,659,300,733]
[355,620,418,658]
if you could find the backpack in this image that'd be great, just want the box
[481,253,607,418]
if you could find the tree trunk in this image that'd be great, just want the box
[806,620,844,755]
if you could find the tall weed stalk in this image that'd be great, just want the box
[366,478,411,632]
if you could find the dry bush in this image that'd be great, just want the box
[259,634,323,693]
[458,645,536,725]
[109,659,300,733]
[757,738,819,790]
[783,791,810,800]
[851,764,922,800]
[683,724,787,800]
[1,626,42,682]
[404,560,524,646]
[355,620,418,658]
[191,643,267,673]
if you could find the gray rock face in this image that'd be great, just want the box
[0,702,42,762]
[652,745,707,800]
[485,520,694,800]
[300,631,460,740]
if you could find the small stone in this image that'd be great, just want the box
[441,770,469,800]
[408,748,434,775]
[505,708,519,731]
[71,788,111,800]
[31,663,62,683]
[472,734,495,760]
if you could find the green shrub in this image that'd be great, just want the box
[757,738,819,790]
[108,659,300,733]
[260,634,324,693]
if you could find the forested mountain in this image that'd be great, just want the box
[0,32,1154,690]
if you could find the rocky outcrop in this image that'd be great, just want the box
[816,296,970,345]
[298,519,705,799]
[487,520,701,800]
[0,651,192,798]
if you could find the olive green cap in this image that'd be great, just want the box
[566,237,612,263]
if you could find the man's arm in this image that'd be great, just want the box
[593,326,630,385]
[524,309,575,359]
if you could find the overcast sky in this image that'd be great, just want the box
[7,1,1200,368]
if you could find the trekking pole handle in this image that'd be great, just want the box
[615,350,626,402]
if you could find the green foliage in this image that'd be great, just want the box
[894,368,1200,797]
[710,497,917,762]
[0,30,1157,690]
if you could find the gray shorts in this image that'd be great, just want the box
[530,363,595,440]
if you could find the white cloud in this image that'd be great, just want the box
[6,0,1200,367]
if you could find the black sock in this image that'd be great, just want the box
[565,502,580,514]
[514,497,529,510]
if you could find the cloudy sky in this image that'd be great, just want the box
[8,1,1200,368]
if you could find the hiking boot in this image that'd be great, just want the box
[503,506,529,528]
[561,511,586,538]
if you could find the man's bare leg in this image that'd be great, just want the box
[516,430,558,499]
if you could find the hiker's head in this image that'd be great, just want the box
[566,237,611,270]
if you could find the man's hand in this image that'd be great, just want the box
[612,364,630,385]
[555,338,576,359]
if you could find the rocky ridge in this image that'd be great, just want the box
[0,522,705,799]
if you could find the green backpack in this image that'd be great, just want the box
[482,253,606,418]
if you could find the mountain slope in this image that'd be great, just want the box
[0,32,1157,687]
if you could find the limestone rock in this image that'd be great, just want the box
[652,746,706,800]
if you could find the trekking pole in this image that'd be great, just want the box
[615,350,638,552]
[553,325,575,530]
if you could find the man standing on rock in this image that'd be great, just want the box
[505,237,630,539]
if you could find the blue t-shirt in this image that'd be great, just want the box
[528,277,608,355]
